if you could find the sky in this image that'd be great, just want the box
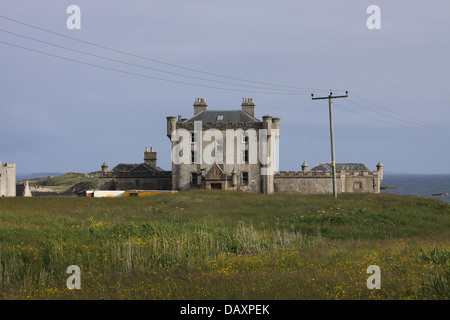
[1,1,449,175]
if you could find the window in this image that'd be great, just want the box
[129,193,139,197]
[242,132,249,143]
[217,115,223,121]
[216,139,223,152]
[191,132,195,143]
[241,150,249,163]
[191,172,197,185]
[191,151,195,163]
[241,172,249,185]
[354,181,362,189]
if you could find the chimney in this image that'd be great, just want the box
[241,98,255,117]
[194,98,208,115]
[144,147,157,168]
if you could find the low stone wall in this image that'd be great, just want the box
[98,171,172,191]
[274,170,381,194]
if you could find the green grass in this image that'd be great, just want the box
[0,191,449,299]
[22,172,98,191]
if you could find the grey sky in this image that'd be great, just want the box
[1,1,449,174]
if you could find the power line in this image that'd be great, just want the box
[2,35,447,131]
[0,28,310,94]
[0,39,316,95]
[0,15,332,94]
[350,92,450,130]
[333,102,442,131]
[346,99,447,131]
[1,15,448,131]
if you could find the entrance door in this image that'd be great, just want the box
[210,183,222,190]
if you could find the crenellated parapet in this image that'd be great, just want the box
[275,170,380,178]
[274,162,383,194]
[100,171,172,179]
[177,121,263,130]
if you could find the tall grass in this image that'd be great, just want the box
[420,247,450,296]
[0,191,448,299]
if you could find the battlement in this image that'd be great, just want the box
[275,170,380,178]
[177,121,263,130]
[274,167,382,194]
[1,162,15,169]
[100,171,172,179]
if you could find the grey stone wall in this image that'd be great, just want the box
[98,171,172,191]
[0,162,16,197]
[274,170,382,194]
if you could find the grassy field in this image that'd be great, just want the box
[0,191,449,300]
[20,172,98,191]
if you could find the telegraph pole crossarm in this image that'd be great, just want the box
[311,91,348,199]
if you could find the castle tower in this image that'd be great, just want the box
[262,114,273,134]
[376,161,384,180]
[166,116,179,191]
[0,161,16,197]
[166,116,177,138]
[167,98,280,193]
[302,161,308,172]
[272,117,280,131]
[101,162,108,173]
[261,115,274,194]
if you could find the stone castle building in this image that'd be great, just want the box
[99,98,383,195]
[98,147,171,191]
[0,161,16,197]
[167,98,279,193]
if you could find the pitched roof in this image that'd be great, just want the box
[310,163,371,172]
[205,163,227,180]
[184,110,260,125]
[112,163,164,173]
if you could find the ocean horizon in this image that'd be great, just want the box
[381,174,450,204]
[14,172,450,204]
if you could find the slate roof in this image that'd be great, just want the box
[310,163,371,172]
[112,163,164,173]
[184,110,260,125]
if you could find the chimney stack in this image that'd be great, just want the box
[194,98,208,115]
[241,98,255,117]
[144,147,157,168]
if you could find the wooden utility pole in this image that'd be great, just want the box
[311,91,348,198]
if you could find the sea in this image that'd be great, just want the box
[381,174,450,204]
[14,172,450,203]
